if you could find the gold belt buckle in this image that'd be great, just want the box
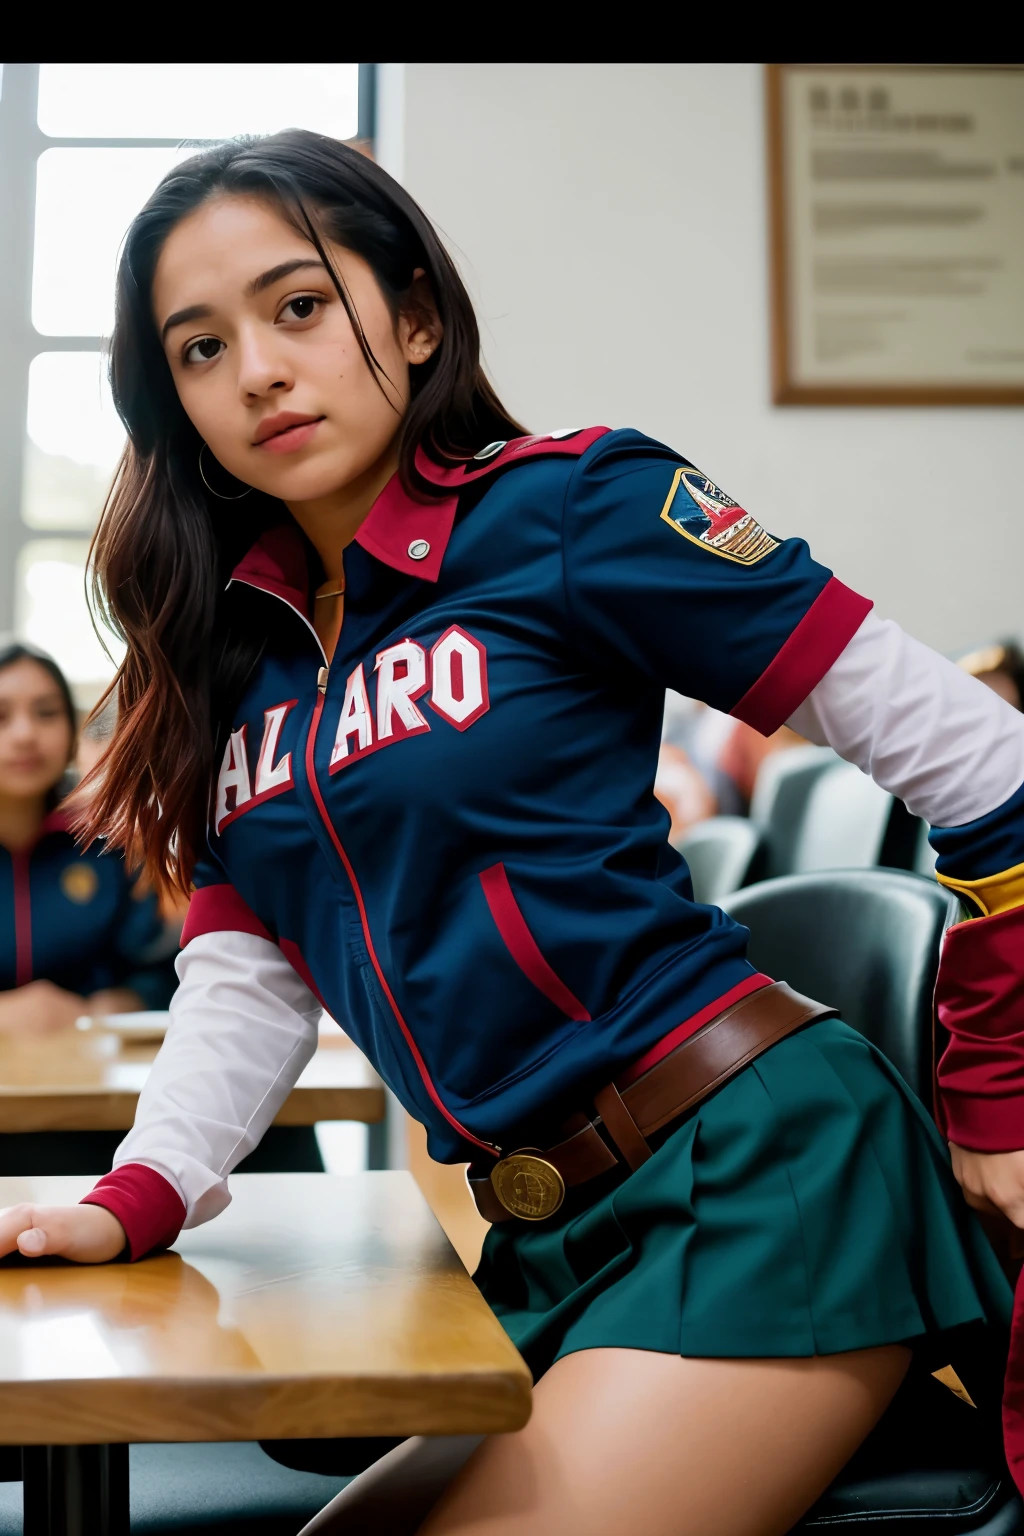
[491,1149,565,1220]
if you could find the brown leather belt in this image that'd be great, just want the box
[469,981,836,1224]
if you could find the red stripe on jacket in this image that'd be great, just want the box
[479,863,591,1022]
[731,578,873,737]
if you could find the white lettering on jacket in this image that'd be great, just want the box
[214,726,252,833]
[254,702,295,794]
[428,626,489,730]
[215,701,297,835]
[330,627,489,774]
[331,664,373,767]
[217,629,490,826]
[376,639,429,741]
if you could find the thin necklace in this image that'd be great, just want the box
[315,586,345,600]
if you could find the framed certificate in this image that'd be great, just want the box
[767,64,1024,404]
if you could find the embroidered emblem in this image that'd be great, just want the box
[660,466,779,566]
[60,864,98,904]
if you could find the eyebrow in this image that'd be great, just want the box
[161,303,213,343]
[160,259,328,344]
[247,257,327,296]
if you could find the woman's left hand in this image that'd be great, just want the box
[950,1142,1024,1228]
[85,988,145,1016]
[0,979,84,1035]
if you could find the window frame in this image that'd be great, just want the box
[0,62,374,656]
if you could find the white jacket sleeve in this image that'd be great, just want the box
[786,610,1024,827]
[112,930,321,1228]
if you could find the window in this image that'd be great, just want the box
[0,63,371,704]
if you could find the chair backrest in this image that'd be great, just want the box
[676,816,763,906]
[749,746,838,878]
[721,870,959,1101]
[790,761,893,873]
[915,820,938,877]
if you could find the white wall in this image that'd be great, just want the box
[378,63,1023,656]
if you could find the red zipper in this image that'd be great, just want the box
[12,851,32,986]
[304,684,499,1158]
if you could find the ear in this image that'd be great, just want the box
[398,268,443,366]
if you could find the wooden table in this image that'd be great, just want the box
[0,1028,385,1131]
[0,1172,530,1534]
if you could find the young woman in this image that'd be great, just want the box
[1,133,1023,1536]
[0,640,171,1033]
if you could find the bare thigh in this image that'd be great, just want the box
[418,1343,911,1536]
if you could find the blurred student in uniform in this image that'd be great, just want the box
[0,639,174,1033]
[656,692,804,841]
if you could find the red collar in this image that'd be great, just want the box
[228,475,457,603]
[229,428,610,601]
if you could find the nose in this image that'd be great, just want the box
[7,709,38,744]
[235,323,294,401]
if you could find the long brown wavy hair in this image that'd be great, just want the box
[72,130,525,895]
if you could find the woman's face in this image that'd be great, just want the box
[152,194,440,506]
[0,660,74,802]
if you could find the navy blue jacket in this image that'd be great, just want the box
[0,808,173,1008]
[183,428,871,1160]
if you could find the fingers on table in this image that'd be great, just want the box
[0,1202,53,1257]
[0,1202,125,1263]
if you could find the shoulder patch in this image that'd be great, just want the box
[660,466,779,566]
[415,427,610,489]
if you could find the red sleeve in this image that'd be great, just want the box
[181,882,272,947]
[934,906,1024,1150]
[729,578,872,736]
[81,1164,186,1261]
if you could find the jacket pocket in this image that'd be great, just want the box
[478,863,591,1023]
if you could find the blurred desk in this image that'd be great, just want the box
[0,1029,384,1132]
[0,1172,530,1533]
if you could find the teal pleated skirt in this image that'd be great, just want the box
[474,1019,1012,1380]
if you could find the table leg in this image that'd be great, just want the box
[22,1444,129,1535]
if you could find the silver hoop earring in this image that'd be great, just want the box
[198,442,253,501]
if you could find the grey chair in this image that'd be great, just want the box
[789,760,894,874]
[721,868,958,1100]
[721,870,1019,1536]
[751,748,924,881]
[749,746,839,878]
[675,816,763,905]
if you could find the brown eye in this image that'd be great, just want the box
[184,336,224,365]
[283,296,320,321]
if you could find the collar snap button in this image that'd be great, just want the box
[407,539,431,561]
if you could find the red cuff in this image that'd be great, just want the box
[81,1164,186,1261]
[181,883,272,947]
[731,578,873,737]
[935,905,1024,1151]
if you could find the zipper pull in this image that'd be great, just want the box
[317,666,329,695]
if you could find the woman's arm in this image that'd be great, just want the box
[785,610,1024,827]
[82,927,322,1252]
[0,922,322,1262]
[788,610,1024,1222]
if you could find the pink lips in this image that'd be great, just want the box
[253,413,324,454]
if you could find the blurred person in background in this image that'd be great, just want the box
[658,692,805,835]
[959,642,1024,713]
[0,639,174,1034]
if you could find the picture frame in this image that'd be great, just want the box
[766,64,1024,405]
